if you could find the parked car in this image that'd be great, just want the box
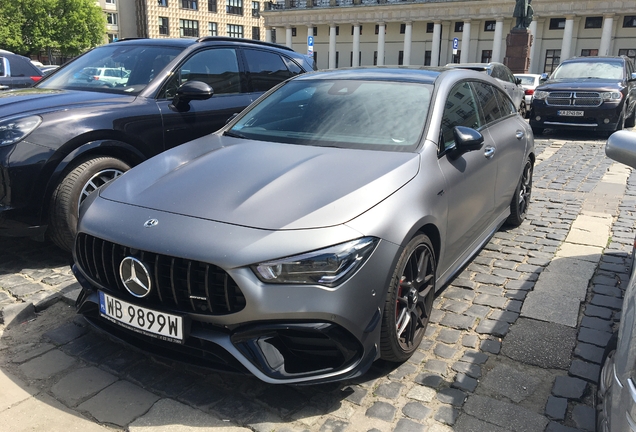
[71,66,130,86]
[514,73,542,117]
[73,66,535,384]
[446,62,527,117]
[0,37,314,251]
[530,56,636,136]
[39,65,59,76]
[598,129,636,431]
[0,51,43,90]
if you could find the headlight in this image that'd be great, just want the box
[252,237,379,287]
[0,115,42,146]
[601,91,622,101]
[533,90,549,100]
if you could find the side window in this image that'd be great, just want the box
[244,49,294,92]
[159,48,240,99]
[10,57,37,77]
[0,58,6,76]
[471,81,503,125]
[494,88,516,116]
[489,66,502,80]
[440,81,481,151]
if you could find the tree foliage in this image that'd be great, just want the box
[0,0,106,56]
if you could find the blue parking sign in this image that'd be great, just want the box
[452,38,459,49]
[308,36,314,47]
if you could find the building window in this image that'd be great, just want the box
[336,26,339,36]
[544,49,561,73]
[313,27,317,36]
[159,17,169,35]
[452,51,460,64]
[400,23,406,34]
[252,26,260,40]
[585,16,603,29]
[484,20,495,31]
[180,19,199,37]
[398,50,404,65]
[208,0,217,11]
[226,0,243,15]
[624,16,636,28]
[454,22,463,32]
[373,50,377,65]
[349,51,361,66]
[181,0,197,9]
[105,0,116,4]
[158,0,168,6]
[619,49,636,63]
[107,33,118,42]
[292,27,297,37]
[106,13,118,25]
[426,22,434,33]
[228,24,244,38]
[271,28,276,43]
[424,50,431,65]
[335,51,339,68]
[481,49,492,63]
[209,22,217,35]
[581,49,599,56]
[252,1,259,16]
[549,18,566,30]
[351,25,362,35]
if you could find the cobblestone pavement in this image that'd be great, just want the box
[0,132,634,432]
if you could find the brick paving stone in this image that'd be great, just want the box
[407,384,437,403]
[402,402,432,420]
[580,316,613,333]
[441,287,475,301]
[464,305,491,318]
[480,339,501,354]
[414,373,443,389]
[476,319,510,337]
[434,343,457,359]
[505,280,536,291]
[570,359,601,383]
[452,361,481,379]
[572,404,596,431]
[475,285,505,296]
[430,309,445,323]
[51,366,118,407]
[424,359,448,375]
[19,349,77,380]
[437,328,461,344]
[492,268,522,279]
[552,376,587,400]
[545,396,567,420]
[584,304,613,319]
[574,342,605,364]
[440,313,477,330]
[489,310,520,323]
[441,300,471,314]
[394,418,426,432]
[506,300,523,313]
[375,381,404,399]
[436,387,467,407]
[578,327,613,347]
[389,363,418,380]
[592,284,623,297]
[452,373,478,392]
[460,350,488,364]
[319,418,349,432]
[590,294,624,310]
[505,290,528,300]
[473,274,507,286]
[365,401,396,422]
[462,335,478,348]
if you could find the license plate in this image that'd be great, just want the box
[557,110,584,117]
[99,291,184,343]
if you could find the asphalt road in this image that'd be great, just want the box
[0,130,633,432]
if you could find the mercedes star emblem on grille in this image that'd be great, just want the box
[119,257,152,298]
[144,219,159,228]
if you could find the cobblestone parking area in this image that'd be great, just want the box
[0,134,634,432]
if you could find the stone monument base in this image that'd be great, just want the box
[503,28,532,74]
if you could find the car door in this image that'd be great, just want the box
[437,80,497,269]
[157,47,253,149]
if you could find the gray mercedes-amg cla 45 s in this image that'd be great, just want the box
[73,67,535,384]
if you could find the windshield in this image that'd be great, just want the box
[551,60,624,80]
[37,44,183,95]
[517,76,537,85]
[229,79,432,151]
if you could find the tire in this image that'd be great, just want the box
[380,234,436,362]
[518,100,527,119]
[531,126,543,136]
[49,156,130,252]
[597,333,618,432]
[506,158,533,227]
[626,104,636,128]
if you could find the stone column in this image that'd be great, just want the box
[329,24,337,69]
[352,23,360,66]
[529,19,539,73]
[377,22,386,66]
[492,18,504,63]
[265,27,272,43]
[460,20,471,63]
[599,14,614,56]
[431,21,441,66]
[560,15,575,61]
[285,26,293,49]
[440,21,451,65]
[403,21,412,66]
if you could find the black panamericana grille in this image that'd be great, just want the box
[75,233,246,315]
[546,91,602,107]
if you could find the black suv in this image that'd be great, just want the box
[0,51,43,90]
[0,37,314,251]
[530,56,636,135]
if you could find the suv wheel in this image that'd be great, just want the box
[49,157,130,252]
[518,100,527,118]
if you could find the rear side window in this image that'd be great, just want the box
[471,81,504,124]
[244,49,296,92]
[440,81,481,151]
[9,56,39,77]
[494,88,516,116]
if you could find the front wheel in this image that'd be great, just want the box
[49,156,130,252]
[518,100,528,119]
[380,234,436,362]
[506,158,533,227]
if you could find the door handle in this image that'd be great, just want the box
[516,130,524,140]
[484,146,495,158]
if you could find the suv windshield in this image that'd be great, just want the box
[552,60,624,80]
[38,44,183,95]
[229,79,432,151]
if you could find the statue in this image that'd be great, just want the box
[513,0,533,29]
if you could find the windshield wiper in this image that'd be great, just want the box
[223,130,246,139]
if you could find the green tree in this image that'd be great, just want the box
[55,0,106,56]
[0,0,26,54]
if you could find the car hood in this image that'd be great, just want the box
[538,79,625,92]
[100,135,420,230]
[0,88,134,119]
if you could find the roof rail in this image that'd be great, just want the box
[113,38,149,42]
[196,36,294,52]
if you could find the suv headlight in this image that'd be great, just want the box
[252,237,379,287]
[533,90,549,100]
[0,115,42,146]
[601,91,622,101]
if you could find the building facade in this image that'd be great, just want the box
[260,0,636,73]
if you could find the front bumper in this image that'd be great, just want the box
[530,100,623,132]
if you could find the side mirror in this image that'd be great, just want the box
[170,80,214,111]
[606,130,636,168]
[515,78,522,85]
[540,73,549,82]
[630,72,636,82]
[447,126,484,159]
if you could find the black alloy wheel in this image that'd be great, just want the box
[506,158,533,227]
[380,234,436,362]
